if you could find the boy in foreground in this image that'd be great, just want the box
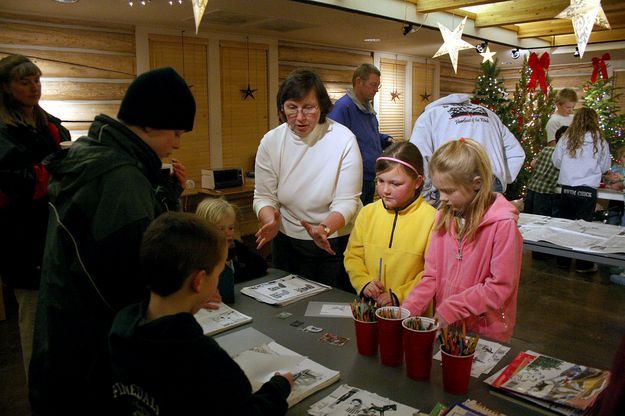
[108,212,292,415]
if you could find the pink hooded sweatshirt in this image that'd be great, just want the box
[402,193,522,342]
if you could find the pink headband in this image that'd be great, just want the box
[376,156,420,176]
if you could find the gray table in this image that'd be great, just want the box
[219,269,545,415]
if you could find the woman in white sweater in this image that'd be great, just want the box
[253,69,363,289]
[552,107,610,273]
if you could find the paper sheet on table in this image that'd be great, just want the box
[433,339,510,378]
[305,301,352,318]
[234,350,304,392]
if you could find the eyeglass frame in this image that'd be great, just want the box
[282,104,320,117]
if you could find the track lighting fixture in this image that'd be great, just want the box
[476,41,488,54]
[511,48,521,59]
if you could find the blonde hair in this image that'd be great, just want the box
[429,138,495,241]
[564,107,603,158]
[195,197,236,225]
[555,88,578,106]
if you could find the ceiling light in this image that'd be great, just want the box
[53,0,80,3]
[364,38,381,43]
[475,41,488,54]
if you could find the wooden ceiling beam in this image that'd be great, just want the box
[517,10,625,39]
[551,28,625,46]
[407,0,505,13]
[474,0,622,28]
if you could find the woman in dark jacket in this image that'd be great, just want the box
[0,54,70,376]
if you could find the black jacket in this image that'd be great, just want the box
[109,303,291,416]
[29,114,182,415]
[0,114,70,289]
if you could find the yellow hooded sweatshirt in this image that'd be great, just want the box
[344,195,436,306]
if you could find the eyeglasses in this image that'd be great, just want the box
[283,105,319,117]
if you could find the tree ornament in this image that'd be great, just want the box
[591,53,610,83]
[240,37,258,100]
[527,52,550,95]
[479,46,496,64]
[432,16,474,74]
[556,0,611,58]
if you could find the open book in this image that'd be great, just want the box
[307,384,418,416]
[215,327,340,407]
[485,351,610,415]
[240,274,332,306]
[193,303,252,336]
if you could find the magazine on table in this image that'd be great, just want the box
[307,384,418,416]
[240,274,332,306]
[485,351,609,415]
[193,302,252,336]
[215,327,340,407]
[444,399,507,416]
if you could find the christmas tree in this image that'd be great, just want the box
[582,77,625,158]
[472,58,510,121]
[504,53,556,200]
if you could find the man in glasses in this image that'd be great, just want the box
[329,63,393,205]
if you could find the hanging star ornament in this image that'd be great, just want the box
[479,46,497,64]
[432,16,475,74]
[240,83,258,100]
[420,92,431,102]
[192,0,208,34]
[390,90,401,102]
[556,0,611,58]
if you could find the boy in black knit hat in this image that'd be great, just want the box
[30,67,196,415]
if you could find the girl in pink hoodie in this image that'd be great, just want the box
[402,138,523,342]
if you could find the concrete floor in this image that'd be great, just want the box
[2,250,625,415]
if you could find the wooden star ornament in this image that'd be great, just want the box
[390,90,401,102]
[432,16,474,74]
[556,0,610,58]
[420,92,431,102]
[480,46,497,64]
[240,83,258,100]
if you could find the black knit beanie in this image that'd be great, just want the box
[117,67,196,131]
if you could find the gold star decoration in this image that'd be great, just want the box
[432,16,475,74]
[479,46,497,64]
[420,92,431,102]
[192,0,208,34]
[390,90,401,102]
[240,83,258,100]
[556,0,611,58]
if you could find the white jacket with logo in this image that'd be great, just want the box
[409,94,525,195]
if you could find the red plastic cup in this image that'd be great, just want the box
[353,318,378,356]
[441,349,475,395]
[402,316,438,380]
[375,306,410,367]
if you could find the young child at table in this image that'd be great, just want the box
[546,88,577,144]
[344,141,436,307]
[552,107,611,273]
[108,212,292,415]
[402,138,523,342]
[196,197,267,303]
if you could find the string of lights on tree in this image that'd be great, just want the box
[582,77,625,159]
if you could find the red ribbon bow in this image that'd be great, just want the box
[527,52,550,95]
[591,53,611,83]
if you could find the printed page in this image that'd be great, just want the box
[193,303,252,336]
[308,384,418,416]
[241,274,331,306]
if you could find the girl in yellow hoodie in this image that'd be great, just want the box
[344,142,436,307]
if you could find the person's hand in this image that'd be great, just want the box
[433,312,448,329]
[255,210,280,250]
[376,291,393,307]
[363,280,385,300]
[276,371,294,388]
[301,220,335,255]
[203,291,222,310]
[171,158,187,188]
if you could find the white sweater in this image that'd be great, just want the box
[409,93,525,194]
[253,120,363,240]
[546,113,574,142]
[552,132,611,188]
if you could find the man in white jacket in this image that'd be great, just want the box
[409,93,525,201]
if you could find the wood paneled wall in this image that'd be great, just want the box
[439,62,480,97]
[278,43,372,102]
[412,62,436,127]
[0,13,136,137]
[379,58,406,141]
[220,41,269,173]
[149,34,210,185]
